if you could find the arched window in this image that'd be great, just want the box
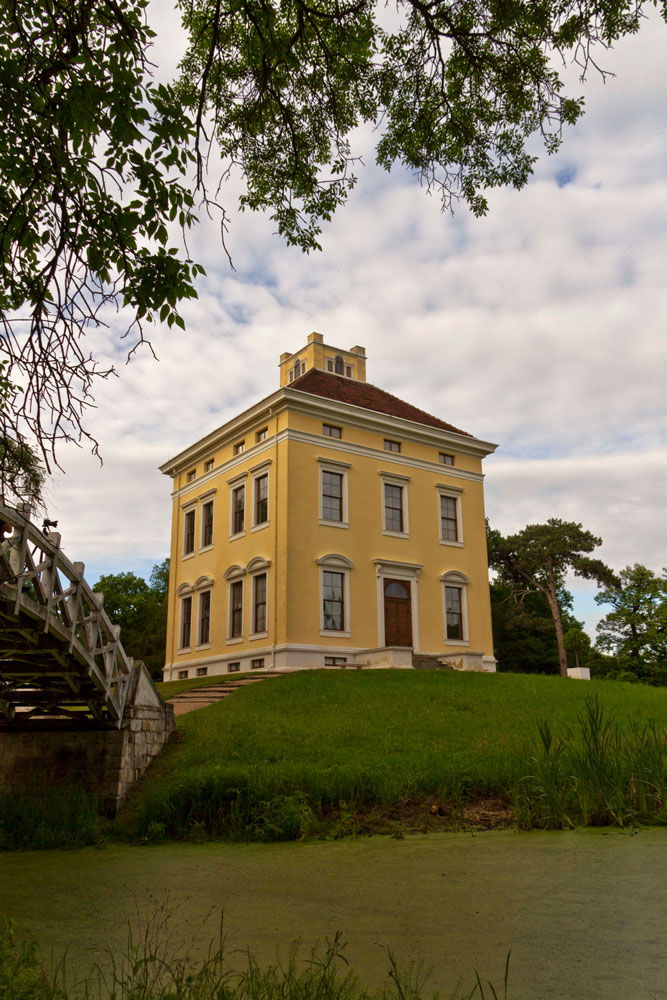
[334,355,344,375]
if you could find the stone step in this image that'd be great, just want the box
[167,672,280,715]
[412,654,453,671]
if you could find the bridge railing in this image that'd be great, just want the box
[0,503,135,725]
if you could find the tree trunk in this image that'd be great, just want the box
[545,565,569,677]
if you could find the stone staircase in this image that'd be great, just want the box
[411,653,454,671]
[167,673,281,716]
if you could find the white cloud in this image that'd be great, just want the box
[36,8,667,638]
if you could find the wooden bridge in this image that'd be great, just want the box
[0,502,136,727]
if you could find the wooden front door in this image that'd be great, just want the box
[384,578,412,647]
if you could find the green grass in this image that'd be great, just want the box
[122,670,667,842]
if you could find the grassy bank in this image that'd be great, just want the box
[120,671,667,842]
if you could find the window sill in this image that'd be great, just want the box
[228,532,245,542]
[199,544,214,554]
[177,646,192,654]
[181,551,195,561]
[445,639,469,646]
[226,636,244,645]
[440,539,464,547]
[251,522,269,533]
[382,530,410,539]
[320,630,351,638]
[195,643,211,651]
[319,519,349,529]
[249,631,269,640]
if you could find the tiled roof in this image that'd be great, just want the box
[288,369,472,437]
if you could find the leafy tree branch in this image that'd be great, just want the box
[1,0,665,479]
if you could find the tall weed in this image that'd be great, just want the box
[0,914,508,1000]
[0,788,101,850]
[515,695,667,829]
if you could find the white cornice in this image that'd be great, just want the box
[161,383,496,481]
[160,389,286,476]
[279,429,486,483]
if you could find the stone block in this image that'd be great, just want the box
[567,667,591,680]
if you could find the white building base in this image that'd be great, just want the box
[354,647,414,668]
[439,651,497,673]
[165,644,498,680]
[567,667,591,680]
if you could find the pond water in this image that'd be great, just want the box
[1,829,666,1000]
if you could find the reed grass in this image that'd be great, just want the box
[514,695,666,828]
[0,787,101,850]
[0,915,509,1000]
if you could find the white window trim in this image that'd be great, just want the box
[196,588,212,649]
[176,585,194,652]
[251,465,270,531]
[318,458,351,529]
[441,571,470,645]
[249,562,270,639]
[317,553,353,637]
[436,483,464,547]
[373,559,422,652]
[181,497,199,559]
[199,493,216,551]
[380,471,410,538]
[224,565,246,642]
[228,475,248,540]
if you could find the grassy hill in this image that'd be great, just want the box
[120,670,667,842]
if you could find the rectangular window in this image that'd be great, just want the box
[322,571,344,631]
[251,658,264,670]
[326,359,334,372]
[321,470,343,522]
[228,661,240,673]
[180,596,192,649]
[230,580,243,637]
[324,656,347,665]
[439,453,454,466]
[183,509,195,555]
[253,573,267,633]
[232,484,245,535]
[202,500,214,547]
[196,666,208,677]
[204,458,214,473]
[254,474,268,525]
[345,365,352,378]
[233,440,245,455]
[178,669,188,680]
[186,469,196,482]
[198,590,211,645]
[445,586,463,640]
[256,427,268,443]
[323,424,342,438]
[384,439,401,453]
[440,495,459,542]
[384,483,404,533]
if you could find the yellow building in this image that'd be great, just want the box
[160,333,497,679]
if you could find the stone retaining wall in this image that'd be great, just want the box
[0,666,174,814]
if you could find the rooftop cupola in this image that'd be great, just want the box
[279,332,367,387]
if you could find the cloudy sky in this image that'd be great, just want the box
[45,4,667,636]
